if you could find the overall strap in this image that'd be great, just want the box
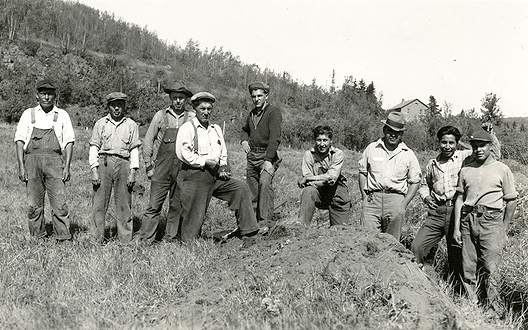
[162,110,169,130]
[191,120,198,153]
[31,107,36,125]
[51,110,58,128]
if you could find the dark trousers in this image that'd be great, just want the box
[137,157,182,243]
[25,153,71,240]
[177,166,258,242]
[299,180,350,226]
[91,156,132,243]
[246,151,276,223]
[461,208,505,311]
[411,205,463,286]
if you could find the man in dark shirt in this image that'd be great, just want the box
[241,82,282,227]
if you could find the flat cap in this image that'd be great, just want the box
[36,79,56,91]
[191,92,216,104]
[248,82,270,94]
[105,92,128,103]
[164,82,193,97]
[469,130,492,142]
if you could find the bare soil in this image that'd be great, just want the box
[177,224,459,329]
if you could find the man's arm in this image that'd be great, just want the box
[452,193,464,245]
[418,162,437,209]
[403,182,419,209]
[503,199,517,228]
[358,172,367,201]
[143,112,161,176]
[15,141,27,182]
[240,114,250,153]
[264,106,282,162]
[62,142,73,182]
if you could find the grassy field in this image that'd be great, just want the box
[0,122,526,329]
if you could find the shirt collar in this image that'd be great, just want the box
[252,103,268,115]
[375,138,408,152]
[433,150,463,164]
[310,145,337,155]
[192,117,210,130]
[105,114,127,126]
[36,105,58,114]
[166,106,187,118]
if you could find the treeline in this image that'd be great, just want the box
[0,0,527,164]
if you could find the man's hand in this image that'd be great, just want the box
[62,167,71,182]
[18,165,28,182]
[241,140,250,153]
[298,177,307,188]
[218,171,231,181]
[453,229,462,246]
[91,167,100,186]
[205,159,219,171]
[127,170,136,188]
[146,169,155,180]
[424,196,438,209]
[262,160,274,175]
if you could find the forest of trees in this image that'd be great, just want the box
[0,0,527,163]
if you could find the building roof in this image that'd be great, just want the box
[388,98,428,111]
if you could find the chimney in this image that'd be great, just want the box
[402,98,405,103]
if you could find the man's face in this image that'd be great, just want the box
[36,89,56,109]
[194,101,213,125]
[251,89,268,108]
[315,134,331,155]
[383,126,403,148]
[471,141,492,162]
[108,100,126,121]
[439,134,457,159]
[169,92,188,112]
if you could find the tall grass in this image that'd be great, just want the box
[0,123,525,329]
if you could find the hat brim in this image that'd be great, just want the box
[37,84,56,90]
[381,120,406,131]
[164,88,193,97]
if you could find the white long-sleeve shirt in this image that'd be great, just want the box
[175,118,227,168]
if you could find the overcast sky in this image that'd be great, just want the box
[76,0,528,117]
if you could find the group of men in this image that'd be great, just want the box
[357,111,516,314]
[15,78,517,314]
[15,79,280,245]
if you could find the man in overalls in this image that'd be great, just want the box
[89,92,141,243]
[136,82,194,243]
[15,79,75,240]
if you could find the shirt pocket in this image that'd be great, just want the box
[121,130,132,149]
[197,140,209,155]
[393,159,408,178]
[369,157,385,173]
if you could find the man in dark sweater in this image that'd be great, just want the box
[241,82,282,226]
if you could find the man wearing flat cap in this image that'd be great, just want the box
[176,92,261,242]
[89,92,141,243]
[241,82,282,227]
[358,111,421,240]
[136,82,194,243]
[452,130,517,313]
[15,79,75,240]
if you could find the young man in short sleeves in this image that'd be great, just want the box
[453,130,517,312]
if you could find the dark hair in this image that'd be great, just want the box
[313,125,333,139]
[436,126,461,142]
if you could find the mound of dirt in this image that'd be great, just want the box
[177,225,459,329]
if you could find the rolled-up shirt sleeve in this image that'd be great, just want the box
[502,167,518,200]
[89,145,99,169]
[130,147,139,169]
[407,151,422,184]
[358,148,369,175]
[61,112,75,149]
[14,109,31,144]
[326,149,344,182]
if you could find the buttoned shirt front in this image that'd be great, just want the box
[302,146,344,182]
[89,115,141,168]
[14,105,75,150]
[176,118,227,168]
[142,107,195,166]
[358,139,421,195]
[419,149,472,203]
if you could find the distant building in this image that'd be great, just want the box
[388,99,428,121]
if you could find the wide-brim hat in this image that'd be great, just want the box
[190,92,216,105]
[36,79,56,91]
[248,82,270,94]
[381,111,406,131]
[469,130,492,142]
[164,82,193,97]
[106,92,128,103]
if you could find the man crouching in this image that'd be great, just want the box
[298,125,351,226]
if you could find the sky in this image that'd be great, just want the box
[75,0,528,117]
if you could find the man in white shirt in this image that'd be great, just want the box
[175,92,260,242]
[14,79,75,240]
